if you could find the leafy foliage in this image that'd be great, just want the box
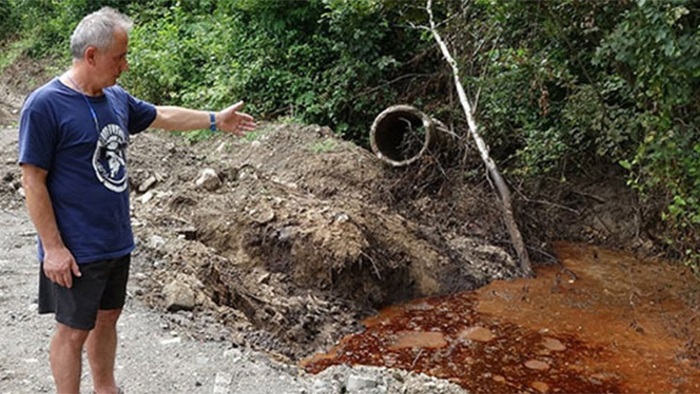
[121,0,427,144]
[431,0,699,265]
[595,0,699,261]
[0,0,19,41]
[5,0,134,58]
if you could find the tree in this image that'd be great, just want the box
[426,0,533,277]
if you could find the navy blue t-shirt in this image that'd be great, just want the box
[18,78,157,264]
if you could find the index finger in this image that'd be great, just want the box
[61,271,73,288]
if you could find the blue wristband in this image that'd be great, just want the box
[209,112,217,132]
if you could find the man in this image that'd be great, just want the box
[18,7,255,394]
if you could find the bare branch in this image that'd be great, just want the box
[426,0,533,276]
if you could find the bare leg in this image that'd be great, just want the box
[50,322,90,394]
[86,308,122,394]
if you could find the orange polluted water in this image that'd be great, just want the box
[301,242,700,393]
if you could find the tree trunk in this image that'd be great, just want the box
[427,0,533,277]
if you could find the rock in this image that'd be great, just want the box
[138,191,154,204]
[163,279,196,312]
[311,379,334,394]
[334,212,350,223]
[138,175,158,193]
[524,359,550,371]
[531,381,550,393]
[195,168,221,191]
[542,337,566,352]
[388,331,447,350]
[149,235,165,249]
[312,365,467,394]
[492,375,506,383]
[346,374,379,391]
[251,205,275,224]
[458,326,496,342]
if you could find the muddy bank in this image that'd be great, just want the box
[127,124,521,360]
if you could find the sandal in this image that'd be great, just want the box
[92,388,124,394]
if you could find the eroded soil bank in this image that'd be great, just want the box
[123,124,522,361]
[303,242,700,393]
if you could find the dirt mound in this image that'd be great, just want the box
[128,124,521,359]
[0,56,51,125]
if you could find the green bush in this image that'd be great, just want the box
[122,0,429,145]
[596,0,699,262]
[431,0,699,265]
[0,0,19,41]
[4,0,139,59]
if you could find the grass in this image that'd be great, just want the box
[310,137,337,153]
[0,37,33,73]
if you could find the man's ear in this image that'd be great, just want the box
[85,46,98,66]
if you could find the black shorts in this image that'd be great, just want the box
[38,254,130,331]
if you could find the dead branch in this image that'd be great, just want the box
[426,0,533,277]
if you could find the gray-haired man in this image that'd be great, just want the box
[18,7,255,393]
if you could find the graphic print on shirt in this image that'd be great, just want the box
[92,123,128,192]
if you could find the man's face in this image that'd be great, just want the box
[93,28,130,87]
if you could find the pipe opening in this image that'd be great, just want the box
[370,105,433,167]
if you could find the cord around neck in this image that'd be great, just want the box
[66,74,100,133]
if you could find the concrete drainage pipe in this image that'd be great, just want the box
[370,105,447,167]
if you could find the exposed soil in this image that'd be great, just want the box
[1,57,698,393]
[124,121,520,361]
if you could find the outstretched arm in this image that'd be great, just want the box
[150,101,256,136]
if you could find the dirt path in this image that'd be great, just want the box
[0,207,308,393]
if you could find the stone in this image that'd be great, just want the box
[458,326,496,342]
[542,337,566,352]
[311,379,334,394]
[524,359,550,371]
[388,331,447,350]
[195,168,221,191]
[346,374,378,392]
[251,205,275,224]
[149,235,165,249]
[532,381,550,393]
[163,279,196,312]
[138,175,157,193]
[138,191,154,204]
